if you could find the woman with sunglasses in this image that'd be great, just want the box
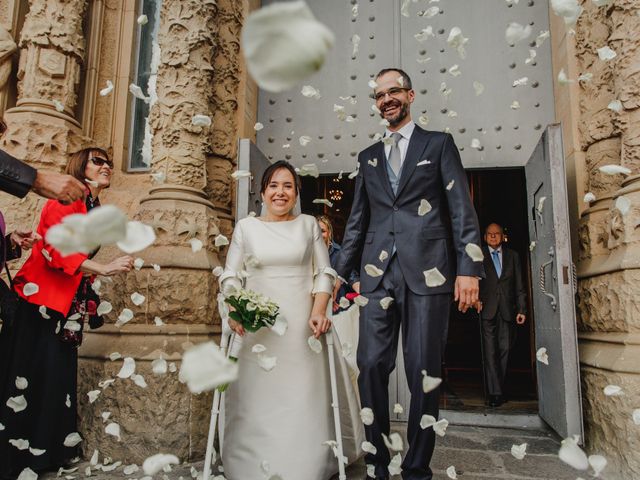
[0,147,134,479]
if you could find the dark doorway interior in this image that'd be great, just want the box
[300,168,537,413]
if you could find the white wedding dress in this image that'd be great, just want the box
[219,214,364,480]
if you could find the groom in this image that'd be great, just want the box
[335,68,484,480]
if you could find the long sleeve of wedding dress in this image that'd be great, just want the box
[219,220,245,296]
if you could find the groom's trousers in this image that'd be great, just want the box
[357,255,450,480]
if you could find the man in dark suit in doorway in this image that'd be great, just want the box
[335,68,484,480]
[479,222,527,407]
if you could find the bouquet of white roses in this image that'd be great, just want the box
[224,288,280,333]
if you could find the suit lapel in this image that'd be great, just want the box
[396,126,431,199]
[372,141,395,200]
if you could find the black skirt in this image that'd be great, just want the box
[0,299,78,479]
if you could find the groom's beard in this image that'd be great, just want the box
[381,101,410,127]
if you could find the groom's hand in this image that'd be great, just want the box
[454,275,479,313]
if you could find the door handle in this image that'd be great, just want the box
[539,247,557,311]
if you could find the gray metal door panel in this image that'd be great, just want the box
[236,139,273,219]
[525,124,583,440]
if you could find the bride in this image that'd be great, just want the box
[219,160,363,480]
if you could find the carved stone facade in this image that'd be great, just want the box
[557,0,640,478]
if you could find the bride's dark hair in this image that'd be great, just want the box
[260,160,301,195]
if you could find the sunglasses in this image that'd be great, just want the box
[89,157,114,169]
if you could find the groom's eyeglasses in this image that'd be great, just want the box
[373,87,410,102]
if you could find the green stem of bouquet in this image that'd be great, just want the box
[217,356,238,393]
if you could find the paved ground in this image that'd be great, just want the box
[40,424,586,480]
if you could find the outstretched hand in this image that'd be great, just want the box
[454,275,479,313]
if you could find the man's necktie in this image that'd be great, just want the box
[492,250,502,277]
[388,132,403,176]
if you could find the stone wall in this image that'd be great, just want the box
[550,0,640,478]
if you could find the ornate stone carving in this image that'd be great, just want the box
[0,25,17,90]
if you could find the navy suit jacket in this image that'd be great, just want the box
[0,149,37,198]
[335,126,484,295]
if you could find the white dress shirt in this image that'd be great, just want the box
[384,120,416,168]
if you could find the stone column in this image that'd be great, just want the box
[573,1,640,478]
[0,0,89,228]
[78,0,240,464]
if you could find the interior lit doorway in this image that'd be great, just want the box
[300,168,537,414]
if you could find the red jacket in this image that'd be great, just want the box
[14,198,89,316]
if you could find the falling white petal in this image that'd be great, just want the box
[63,432,83,447]
[215,234,230,247]
[23,282,39,296]
[252,344,267,354]
[422,370,443,393]
[559,435,589,470]
[362,441,377,455]
[242,1,335,92]
[150,171,166,184]
[307,336,323,354]
[534,347,549,366]
[6,395,27,413]
[505,22,532,45]
[191,114,211,127]
[632,409,640,425]
[15,377,28,390]
[117,358,136,379]
[511,443,528,459]
[615,195,631,215]
[142,453,180,476]
[299,135,312,147]
[465,243,483,262]
[513,77,528,87]
[29,447,45,456]
[129,83,149,102]
[297,163,320,177]
[313,199,334,207]
[558,68,574,85]
[254,122,264,131]
[536,30,550,47]
[364,264,384,277]
[137,14,148,25]
[446,466,458,479]
[130,292,145,307]
[105,422,121,441]
[588,454,607,476]
[583,192,596,204]
[132,374,148,388]
[108,352,122,361]
[473,81,484,96]
[578,72,593,82]
[52,99,64,112]
[353,295,369,307]
[154,316,164,326]
[421,6,440,18]
[415,27,435,42]
[116,221,156,254]
[418,199,432,216]
[87,390,100,403]
[424,268,446,287]
[368,158,378,167]
[525,49,537,65]
[418,114,430,126]
[382,432,403,451]
[351,34,361,57]
[38,305,50,319]
[339,297,350,309]
[301,85,321,99]
[599,165,631,175]
[258,353,278,372]
[379,250,389,262]
[604,385,623,396]
[231,170,252,180]
[448,65,461,77]
[271,316,288,336]
[360,407,374,425]
[380,297,394,310]
[597,46,617,61]
[433,418,449,436]
[151,358,168,375]
[133,257,144,270]
[388,453,402,476]
[471,138,483,150]
[607,100,623,113]
[116,308,134,327]
[17,468,38,480]
[179,341,239,394]
[9,439,29,450]
[447,27,468,59]
[511,101,521,110]
[550,0,583,25]
[393,403,404,414]
[99,80,114,97]
[446,180,455,191]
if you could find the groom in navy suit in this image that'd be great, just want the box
[335,68,484,480]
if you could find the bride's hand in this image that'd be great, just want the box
[228,318,245,337]
[308,313,331,339]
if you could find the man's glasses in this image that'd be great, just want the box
[373,87,410,102]
[90,157,114,169]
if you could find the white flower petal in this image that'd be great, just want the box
[133,257,144,270]
[142,453,180,476]
[446,465,458,479]
[536,347,549,365]
[615,195,631,215]
[362,441,377,455]
[258,353,278,372]
[368,157,378,167]
[550,0,583,25]
[307,336,323,354]
[242,1,335,92]
[297,163,320,177]
[599,164,631,175]
[178,341,238,394]
[465,243,484,262]
[132,373,148,388]
[105,422,121,440]
[17,468,38,480]
[382,432,403,451]
[597,46,617,61]
[380,297,394,310]
[312,198,333,207]
[420,413,435,429]
[52,99,64,112]
[63,432,83,447]
[511,443,528,460]
[96,301,112,317]
[608,100,623,113]
[558,68,574,85]
[418,114,430,126]
[116,308,134,327]
[108,352,122,361]
[473,81,485,96]
[29,447,45,456]
[364,264,384,277]
[188,238,203,253]
[360,407,374,425]
[447,27,468,59]
[578,72,593,82]
[393,403,404,414]
[271,316,288,336]
[354,295,369,307]
[15,377,28,390]
[588,454,607,476]
[23,282,39,297]
[87,390,101,403]
[511,101,521,110]
[418,199,432,216]
[583,192,596,203]
[379,250,389,262]
[604,385,623,396]
[191,114,212,127]
[129,83,149,102]
[137,14,148,25]
[434,418,449,436]
[130,292,145,307]
[154,316,164,326]
[505,22,532,45]
[9,438,29,450]
[513,77,528,87]
[215,234,229,247]
[424,268,446,287]
[301,85,321,99]
[388,453,402,475]
[422,370,443,393]
[559,435,589,470]
[299,135,312,147]
[117,357,136,379]
[99,80,114,97]
[254,122,264,131]
[38,305,50,319]
[151,358,168,375]
[116,221,156,254]
[6,395,27,412]
[446,180,455,191]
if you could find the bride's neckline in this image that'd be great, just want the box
[254,215,301,224]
